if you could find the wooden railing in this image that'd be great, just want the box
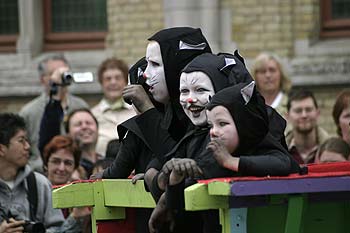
[53,162,350,233]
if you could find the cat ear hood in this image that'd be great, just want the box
[129,56,147,86]
[181,51,253,93]
[207,81,269,154]
[148,27,212,100]
[128,56,163,111]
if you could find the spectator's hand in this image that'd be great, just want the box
[122,85,154,113]
[49,66,70,101]
[71,207,92,219]
[0,218,25,233]
[148,194,175,233]
[131,173,144,184]
[90,171,103,180]
[207,138,239,171]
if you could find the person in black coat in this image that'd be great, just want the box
[123,27,212,164]
[148,59,300,233]
[91,27,212,233]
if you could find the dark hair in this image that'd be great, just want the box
[105,139,120,159]
[43,135,81,169]
[64,108,99,133]
[332,90,350,136]
[287,89,318,111]
[0,113,26,146]
[37,54,69,77]
[97,57,129,84]
[93,158,114,171]
[318,137,350,160]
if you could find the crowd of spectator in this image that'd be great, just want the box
[0,28,349,233]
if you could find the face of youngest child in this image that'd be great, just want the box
[207,105,239,154]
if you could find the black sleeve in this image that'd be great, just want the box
[166,180,185,210]
[238,149,293,177]
[102,131,141,179]
[135,108,178,158]
[38,100,63,155]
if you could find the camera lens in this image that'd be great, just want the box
[61,72,73,86]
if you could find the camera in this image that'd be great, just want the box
[50,71,94,95]
[23,220,46,233]
[0,206,45,233]
[61,72,94,86]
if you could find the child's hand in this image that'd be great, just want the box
[207,138,239,171]
[173,158,203,178]
[169,158,203,185]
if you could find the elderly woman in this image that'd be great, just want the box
[251,52,291,117]
[332,90,350,146]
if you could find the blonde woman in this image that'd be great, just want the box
[251,52,291,117]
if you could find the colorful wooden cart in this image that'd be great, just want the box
[52,162,350,233]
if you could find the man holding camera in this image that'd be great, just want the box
[0,113,83,233]
[19,54,89,172]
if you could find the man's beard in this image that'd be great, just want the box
[295,125,314,135]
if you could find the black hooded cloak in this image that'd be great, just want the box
[135,27,212,160]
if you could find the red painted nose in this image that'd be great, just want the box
[187,98,194,103]
[143,72,147,79]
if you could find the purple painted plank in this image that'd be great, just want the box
[228,191,350,208]
[230,176,350,196]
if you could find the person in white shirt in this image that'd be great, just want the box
[251,52,291,118]
[91,58,136,156]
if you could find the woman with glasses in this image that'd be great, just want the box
[43,135,91,232]
[43,135,81,185]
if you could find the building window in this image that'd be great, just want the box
[43,0,107,51]
[320,0,350,38]
[0,0,19,52]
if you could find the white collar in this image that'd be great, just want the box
[271,91,283,109]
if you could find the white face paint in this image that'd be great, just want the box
[179,71,215,126]
[144,41,169,104]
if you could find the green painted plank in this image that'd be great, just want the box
[208,181,231,196]
[184,183,228,211]
[92,181,125,220]
[52,182,95,208]
[220,208,232,233]
[284,195,306,233]
[102,179,156,208]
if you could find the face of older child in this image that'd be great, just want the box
[179,71,215,126]
[207,105,239,154]
[47,148,75,185]
[144,41,169,104]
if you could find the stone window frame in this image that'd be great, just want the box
[43,0,107,51]
[320,0,350,38]
[0,1,19,53]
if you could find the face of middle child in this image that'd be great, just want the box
[179,71,215,126]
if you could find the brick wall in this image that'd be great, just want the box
[107,0,164,65]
